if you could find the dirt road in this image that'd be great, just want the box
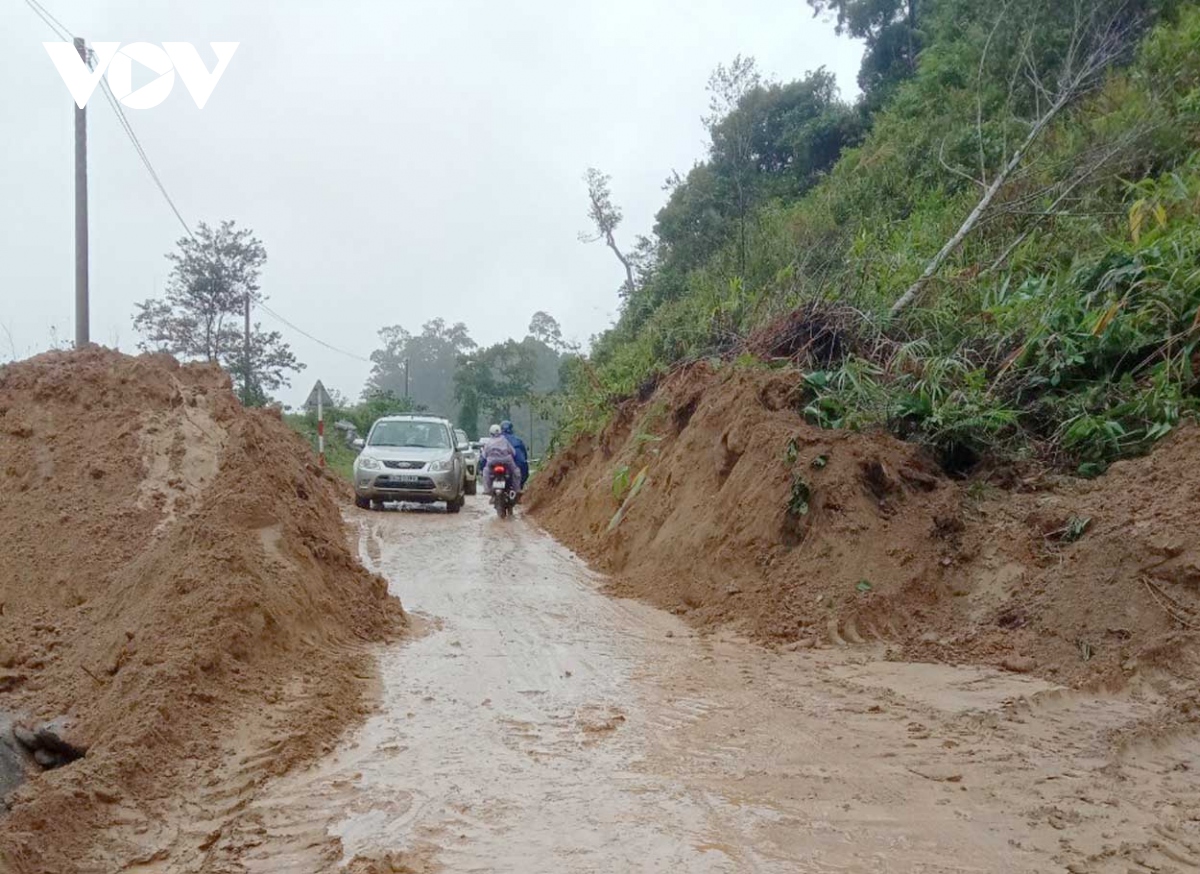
[175,500,1198,873]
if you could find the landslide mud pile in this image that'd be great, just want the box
[0,348,405,873]
[529,363,1200,690]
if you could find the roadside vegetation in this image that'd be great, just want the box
[560,0,1200,475]
[284,389,416,480]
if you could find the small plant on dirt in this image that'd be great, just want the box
[784,438,800,466]
[612,464,631,500]
[786,475,812,517]
[966,480,995,503]
[811,454,828,469]
[1062,516,1092,543]
[607,466,650,532]
[631,432,663,455]
[802,358,886,431]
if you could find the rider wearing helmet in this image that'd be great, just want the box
[500,420,529,487]
[480,424,522,492]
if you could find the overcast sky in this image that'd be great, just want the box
[1,1,862,406]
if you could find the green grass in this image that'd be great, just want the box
[557,5,1200,472]
[284,413,357,481]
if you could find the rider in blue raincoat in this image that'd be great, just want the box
[500,420,529,487]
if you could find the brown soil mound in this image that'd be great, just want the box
[0,348,405,873]
[529,362,1200,690]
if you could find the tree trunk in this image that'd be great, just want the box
[605,231,636,296]
[890,88,1072,317]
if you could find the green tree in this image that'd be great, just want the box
[132,220,303,405]
[807,0,921,101]
[646,64,861,311]
[452,355,495,439]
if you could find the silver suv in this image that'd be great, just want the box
[353,415,468,512]
[456,428,478,495]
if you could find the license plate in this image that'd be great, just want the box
[392,474,420,484]
[494,478,506,489]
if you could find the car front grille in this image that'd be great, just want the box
[383,460,425,470]
[375,476,436,491]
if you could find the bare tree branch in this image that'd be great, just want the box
[938,138,986,189]
[984,125,1151,273]
[891,3,1134,317]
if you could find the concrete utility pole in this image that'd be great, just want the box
[404,357,410,402]
[74,36,89,348]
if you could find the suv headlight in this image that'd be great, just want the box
[428,459,452,472]
[357,456,382,471]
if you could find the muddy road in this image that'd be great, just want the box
[173,501,1197,873]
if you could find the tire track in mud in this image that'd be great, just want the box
[148,500,1200,874]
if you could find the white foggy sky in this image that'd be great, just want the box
[1,1,862,406]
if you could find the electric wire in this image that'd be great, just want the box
[23,0,70,41]
[255,302,373,363]
[94,76,197,240]
[25,0,369,367]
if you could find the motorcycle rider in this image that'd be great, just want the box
[500,420,530,488]
[480,424,522,493]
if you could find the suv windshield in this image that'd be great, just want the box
[369,421,451,449]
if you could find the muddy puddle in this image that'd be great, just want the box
[169,501,1199,873]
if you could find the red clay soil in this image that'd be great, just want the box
[528,362,1200,692]
[0,348,405,873]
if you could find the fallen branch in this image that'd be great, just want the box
[891,3,1133,316]
[1141,576,1198,629]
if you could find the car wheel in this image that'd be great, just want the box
[371,500,387,511]
[446,496,463,514]
[354,495,371,510]
[464,476,477,496]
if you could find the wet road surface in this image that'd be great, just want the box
[189,500,1199,873]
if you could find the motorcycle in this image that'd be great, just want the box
[489,462,517,518]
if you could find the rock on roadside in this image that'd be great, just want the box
[9,715,88,772]
[0,715,35,812]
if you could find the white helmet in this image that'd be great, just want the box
[489,424,502,436]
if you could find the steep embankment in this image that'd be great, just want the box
[0,348,405,873]
[529,363,1200,690]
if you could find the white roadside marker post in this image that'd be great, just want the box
[317,392,325,468]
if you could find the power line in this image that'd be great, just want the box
[24,0,195,240]
[26,2,369,369]
[96,87,365,363]
[256,302,373,363]
[23,0,71,40]
[94,76,197,240]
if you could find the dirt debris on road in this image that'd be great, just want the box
[2,347,1198,873]
[528,362,1200,694]
[138,502,1200,874]
[0,348,405,873]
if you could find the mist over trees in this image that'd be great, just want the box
[365,319,477,418]
[348,312,574,453]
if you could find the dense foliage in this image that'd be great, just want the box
[564,0,1200,474]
